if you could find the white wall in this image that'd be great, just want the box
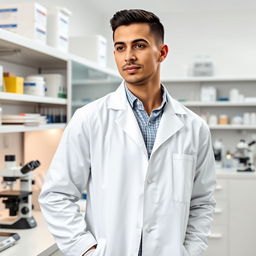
[100,10,256,78]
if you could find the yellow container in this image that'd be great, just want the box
[4,77,24,94]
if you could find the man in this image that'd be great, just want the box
[39,9,216,256]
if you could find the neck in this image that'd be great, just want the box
[126,74,162,115]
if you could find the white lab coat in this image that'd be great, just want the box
[39,82,216,256]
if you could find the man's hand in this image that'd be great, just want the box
[82,245,97,256]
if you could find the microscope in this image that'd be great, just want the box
[0,155,40,229]
[234,139,256,172]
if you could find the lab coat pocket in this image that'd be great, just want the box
[93,239,106,256]
[172,153,195,203]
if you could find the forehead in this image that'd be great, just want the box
[113,23,153,43]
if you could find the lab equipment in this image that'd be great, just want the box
[4,76,24,94]
[229,88,239,102]
[234,139,256,172]
[24,76,45,96]
[209,114,218,126]
[192,55,214,76]
[243,112,250,125]
[0,155,40,229]
[0,232,20,252]
[0,2,47,43]
[219,114,229,125]
[213,139,225,168]
[40,74,65,98]
[200,86,217,102]
[47,7,72,52]
[231,115,243,125]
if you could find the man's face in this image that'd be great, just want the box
[113,23,167,86]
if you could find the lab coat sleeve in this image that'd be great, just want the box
[39,108,97,256]
[183,123,216,256]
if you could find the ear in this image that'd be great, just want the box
[158,44,169,62]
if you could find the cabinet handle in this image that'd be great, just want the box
[208,233,223,239]
[214,208,223,214]
[216,184,223,191]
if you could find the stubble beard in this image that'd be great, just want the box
[124,73,152,86]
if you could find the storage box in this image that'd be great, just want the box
[4,76,24,94]
[70,35,107,67]
[0,2,47,44]
[47,7,71,52]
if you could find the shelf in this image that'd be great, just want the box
[182,101,256,107]
[162,76,256,82]
[0,92,67,105]
[209,125,256,130]
[0,123,66,133]
[70,54,121,80]
[0,28,68,68]
[72,79,121,86]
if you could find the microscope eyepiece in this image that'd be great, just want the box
[20,160,41,174]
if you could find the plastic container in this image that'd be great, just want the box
[209,115,218,125]
[0,2,47,44]
[200,86,217,102]
[231,115,243,125]
[229,88,239,102]
[4,76,24,94]
[24,76,45,96]
[219,115,229,125]
[40,74,65,98]
[243,112,250,125]
[47,7,72,52]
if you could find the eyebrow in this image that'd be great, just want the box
[114,38,149,47]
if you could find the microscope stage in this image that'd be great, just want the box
[0,190,31,198]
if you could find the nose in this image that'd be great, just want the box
[125,47,137,63]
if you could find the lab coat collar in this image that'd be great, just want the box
[108,81,187,158]
[107,81,187,116]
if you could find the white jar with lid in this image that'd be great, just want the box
[24,76,45,96]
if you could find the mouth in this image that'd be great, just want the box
[123,65,141,73]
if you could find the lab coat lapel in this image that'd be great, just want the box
[152,95,185,155]
[108,83,148,158]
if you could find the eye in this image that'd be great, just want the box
[134,43,146,49]
[115,45,125,52]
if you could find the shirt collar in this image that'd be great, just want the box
[125,85,168,112]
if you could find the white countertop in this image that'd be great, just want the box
[216,168,256,179]
[0,211,55,256]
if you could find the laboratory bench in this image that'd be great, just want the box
[0,211,61,256]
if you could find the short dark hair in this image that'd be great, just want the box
[110,9,164,44]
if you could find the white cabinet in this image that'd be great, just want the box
[229,179,256,256]
[205,172,256,256]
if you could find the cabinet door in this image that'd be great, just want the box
[205,224,228,256]
[229,179,256,256]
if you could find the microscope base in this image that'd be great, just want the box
[0,216,37,229]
